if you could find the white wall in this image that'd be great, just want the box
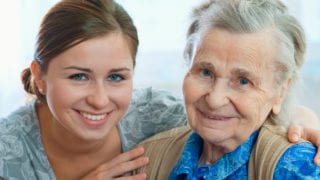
[0,0,319,118]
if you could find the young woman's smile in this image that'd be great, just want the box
[78,110,112,128]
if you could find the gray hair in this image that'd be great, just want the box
[184,0,306,126]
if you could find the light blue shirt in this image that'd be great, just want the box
[0,87,187,179]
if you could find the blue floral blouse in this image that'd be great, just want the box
[169,131,320,179]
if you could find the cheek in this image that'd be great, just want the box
[47,81,80,101]
[235,92,274,125]
[183,77,204,105]
[183,77,206,126]
[45,82,80,118]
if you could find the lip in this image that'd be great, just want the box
[77,110,113,128]
[197,108,235,121]
[81,111,107,120]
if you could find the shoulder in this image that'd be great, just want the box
[139,125,191,146]
[258,122,292,146]
[131,87,184,109]
[0,101,53,179]
[0,100,37,136]
[134,126,192,179]
[250,123,320,179]
[274,142,320,178]
[126,87,186,120]
[119,87,187,151]
[0,101,42,173]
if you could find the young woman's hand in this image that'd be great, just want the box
[81,147,149,180]
[287,105,320,165]
[288,125,320,165]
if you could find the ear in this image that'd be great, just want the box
[272,78,292,114]
[30,60,46,95]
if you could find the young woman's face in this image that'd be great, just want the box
[37,33,134,141]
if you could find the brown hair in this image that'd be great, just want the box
[21,0,138,102]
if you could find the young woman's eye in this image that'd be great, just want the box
[108,74,124,82]
[69,73,87,81]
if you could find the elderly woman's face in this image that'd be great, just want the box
[183,28,286,151]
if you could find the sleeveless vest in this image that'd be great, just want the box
[134,123,300,179]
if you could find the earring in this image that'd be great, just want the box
[39,88,43,93]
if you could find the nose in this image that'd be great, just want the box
[205,78,230,109]
[86,82,109,109]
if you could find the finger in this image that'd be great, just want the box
[287,124,302,143]
[300,128,320,146]
[107,156,149,177]
[115,173,147,180]
[82,156,148,179]
[101,147,145,170]
[314,147,320,165]
[299,127,320,165]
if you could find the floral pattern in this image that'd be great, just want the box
[0,99,54,179]
[169,131,320,179]
[119,87,187,151]
[0,88,187,179]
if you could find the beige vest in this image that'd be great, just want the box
[134,123,299,180]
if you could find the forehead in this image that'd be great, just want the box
[194,28,278,71]
[51,33,132,65]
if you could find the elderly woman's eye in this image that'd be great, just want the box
[69,73,87,81]
[201,69,212,77]
[239,78,250,85]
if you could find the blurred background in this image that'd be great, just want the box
[0,0,319,118]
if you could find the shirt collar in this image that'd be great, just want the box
[169,130,259,179]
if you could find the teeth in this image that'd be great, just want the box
[81,112,107,121]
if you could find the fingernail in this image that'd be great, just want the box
[292,134,299,142]
[142,173,147,179]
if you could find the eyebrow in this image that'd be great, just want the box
[64,66,91,72]
[63,66,132,73]
[193,61,215,70]
[110,67,132,73]
[193,62,260,81]
[231,68,250,77]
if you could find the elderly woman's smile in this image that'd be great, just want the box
[183,27,286,158]
[197,109,237,121]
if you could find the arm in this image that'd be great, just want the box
[290,105,320,129]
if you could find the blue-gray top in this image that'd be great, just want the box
[0,87,187,179]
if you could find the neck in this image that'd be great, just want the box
[199,142,226,165]
[199,136,245,166]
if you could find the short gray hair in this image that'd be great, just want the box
[184,0,306,126]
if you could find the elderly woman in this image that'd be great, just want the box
[134,0,320,179]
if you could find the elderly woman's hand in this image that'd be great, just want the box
[81,147,149,180]
[287,105,320,165]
